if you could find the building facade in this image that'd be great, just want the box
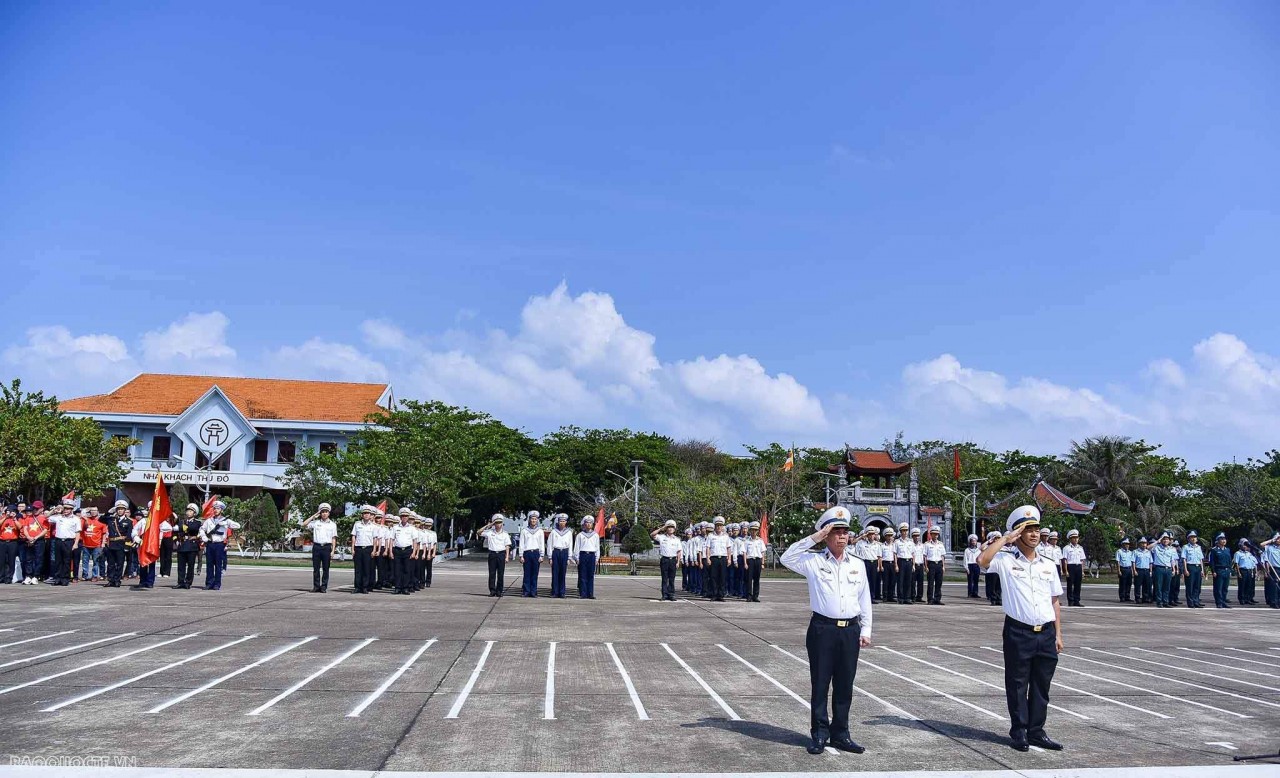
[60,374,393,511]
[828,447,955,550]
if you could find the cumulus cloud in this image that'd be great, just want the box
[140,312,236,365]
[674,354,826,432]
[270,338,389,383]
[3,326,136,396]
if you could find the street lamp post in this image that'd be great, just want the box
[943,478,988,539]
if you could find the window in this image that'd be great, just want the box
[276,441,296,463]
[150,435,171,461]
[319,442,338,456]
[253,440,269,463]
[196,450,232,471]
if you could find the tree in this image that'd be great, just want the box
[1061,436,1167,511]
[620,520,653,574]
[169,480,192,515]
[230,493,285,559]
[540,426,676,506]
[0,379,135,501]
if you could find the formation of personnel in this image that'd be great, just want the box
[471,512,601,599]
[1113,530,1280,608]
[0,499,238,590]
[847,523,948,605]
[679,518,767,603]
[343,505,439,595]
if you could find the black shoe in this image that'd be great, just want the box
[1011,739,1029,752]
[1028,735,1063,750]
[806,735,829,755]
[320,586,327,593]
[830,737,865,754]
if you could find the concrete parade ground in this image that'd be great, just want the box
[0,556,1276,778]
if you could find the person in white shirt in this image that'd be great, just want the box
[743,521,767,602]
[390,508,420,595]
[572,516,600,599]
[546,513,574,599]
[910,527,926,603]
[977,505,1065,753]
[48,504,82,587]
[198,501,240,591]
[880,527,897,603]
[1060,529,1087,607]
[923,527,947,604]
[350,506,380,594]
[302,502,338,593]
[963,534,982,598]
[417,516,438,589]
[374,514,395,591]
[519,512,546,598]
[650,519,683,601]
[893,525,916,605]
[981,530,1003,606]
[680,527,694,593]
[780,506,871,756]
[482,515,513,597]
[703,517,731,602]
[129,508,161,590]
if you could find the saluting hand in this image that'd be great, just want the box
[1001,529,1022,545]
[812,524,833,543]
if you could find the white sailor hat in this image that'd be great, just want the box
[928,526,940,535]
[1138,536,1149,544]
[423,517,434,525]
[898,521,909,530]
[318,502,332,512]
[750,521,760,529]
[360,504,377,514]
[683,526,693,535]
[1049,530,1059,539]
[1158,531,1171,540]
[968,533,979,542]
[1006,505,1041,533]
[909,527,921,536]
[815,506,851,531]
[186,503,200,513]
[212,500,226,511]
[1066,529,1079,538]
[1272,531,1280,542]
[986,530,1001,540]
[1186,530,1198,538]
[583,516,594,527]
[557,513,569,523]
[1039,526,1051,535]
[663,519,676,528]
[528,510,540,519]
[712,515,725,525]
[61,499,75,507]
[1120,537,1130,544]
[398,507,412,516]
[114,499,128,509]
[882,527,895,537]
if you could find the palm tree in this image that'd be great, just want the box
[1061,436,1166,510]
[1105,499,1185,543]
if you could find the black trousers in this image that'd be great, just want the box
[1002,617,1058,742]
[926,560,944,603]
[1066,564,1083,605]
[312,543,332,589]
[1118,569,1133,601]
[488,550,507,594]
[423,556,433,586]
[0,540,17,583]
[985,571,1001,603]
[710,556,727,600]
[159,537,174,576]
[967,563,981,597]
[1135,568,1152,602]
[862,559,879,600]
[913,563,925,601]
[104,543,126,584]
[177,549,197,587]
[897,559,914,602]
[393,546,413,592]
[747,557,762,601]
[353,546,374,592]
[376,553,392,588]
[53,538,75,584]
[805,613,861,740]
[882,560,896,601]
[660,556,677,599]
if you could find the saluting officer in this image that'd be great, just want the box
[103,500,131,588]
[651,520,682,601]
[1115,538,1135,602]
[1061,529,1086,607]
[743,521,765,602]
[981,530,1003,605]
[303,503,338,593]
[482,515,513,597]
[547,514,574,598]
[780,506,871,756]
[199,501,240,590]
[173,503,203,590]
[963,534,982,598]
[1260,532,1280,609]
[573,516,599,599]
[978,505,1065,753]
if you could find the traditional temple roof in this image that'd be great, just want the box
[985,478,1096,516]
[828,448,913,476]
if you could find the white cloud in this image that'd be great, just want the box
[140,312,236,363]
[270,338,389,383]
[3,326,136,396]
[674,354,827,432]
[518,282,660,386]
[1145,358,1186,388]
[360,319,413,352]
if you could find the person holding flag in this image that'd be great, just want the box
[132,476,172,590]
[199,500,240,590]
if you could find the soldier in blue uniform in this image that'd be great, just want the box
[1133,538,1153,604]
[1168,540,1182,605]
[1150,532,1177,608]
[1261,532,1280,609]
[1233,540,1258,605]
[1182,531,1205,608]
[1208,532,1233,608]
[1115,538,1135,602]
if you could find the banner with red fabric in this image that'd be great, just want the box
[138,474,171,568]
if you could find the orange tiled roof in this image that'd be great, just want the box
[846,449,913,474]
[60,374,390,424]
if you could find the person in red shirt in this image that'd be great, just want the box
[0,507,21,583]
[79,509,106,581]
[20,508,49,584]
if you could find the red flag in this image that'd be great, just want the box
[377,499,388,515]
[62,490,76,503]
[782,450,794,472]
[760,512,770,546]
[594,506,606,537]
[953,449,961,481]
[201,496,216,518]
[138,475,171,568]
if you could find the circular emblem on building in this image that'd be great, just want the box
[200,419,229,447]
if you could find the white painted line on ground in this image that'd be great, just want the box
[661,643,740,721]
[42,635,257,712]
[861,656,1004,721]
[247,638,376,715]
[1223,646,1280,663]
[881,647,1088,721]
[604,642,649,721]
[0,632,200,696]
[771,644,919,721]
[1092,647,1280,693]
[930,647,1169,719]
[979,646,1242,718]
[0,632,137,670]
[1176,646,1275,666]
[543,641,556,720]
[0,628,12,632]
[347,639,436,718]
[149,636,317,713]
[445,640,494,719]
[1072,650,1277,710]
[0,630,76,651]
[1132,646,1276,680]
[717,644,809,709]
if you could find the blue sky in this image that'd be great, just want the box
[3,2,1278,467]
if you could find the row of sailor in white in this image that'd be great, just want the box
[779,507,873,636]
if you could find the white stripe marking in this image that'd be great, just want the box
[445,640,493,719]
[1076,650,1278,709]
[1132,646,1276,679]
[42,635,256,711]
[1090,647,1280,693]
[1223,646,1280,663]
[661,643,740,720]
[149,636,316,713]
[0,633,200,696]
[980,647,1248,718]
[247,638,376,715]
[543,641,556,720]
[604,642,649,720]
[1176,646,1275,666]
[717,644,808,709]
[881,647,1088,721]
[930,647,1169,719]
[771,644,919,721]
[861,657,1004,721]
[0,633,137,670]
[0,631,76,651]
[347,639,436,718]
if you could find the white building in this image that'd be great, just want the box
[61,374,393,511]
